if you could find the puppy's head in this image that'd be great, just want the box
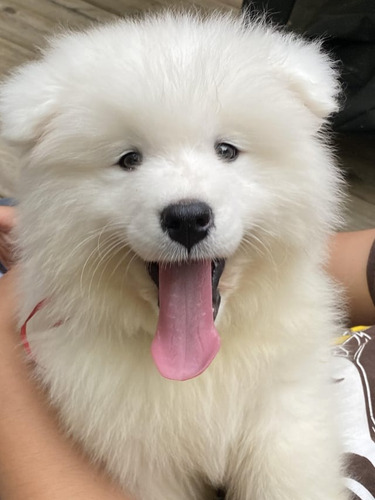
[0,12,341,379]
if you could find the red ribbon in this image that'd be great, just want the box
[20,300,63,355]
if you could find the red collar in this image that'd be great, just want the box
[20,300,63,355]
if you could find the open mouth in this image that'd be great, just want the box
[147,259,225,319]
[147,259,225,381]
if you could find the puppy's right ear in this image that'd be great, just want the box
[0,61,58,145]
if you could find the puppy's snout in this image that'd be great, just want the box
[161,201,213,251]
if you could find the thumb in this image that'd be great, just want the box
[0,207,16,232]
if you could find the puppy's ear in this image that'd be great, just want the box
[0,60,58,145]
[272,34,340,119]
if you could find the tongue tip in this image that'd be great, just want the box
[151,336,221,381]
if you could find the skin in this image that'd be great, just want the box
[326,229,375,326]
[0,205,374,499]
[0,206,14,269]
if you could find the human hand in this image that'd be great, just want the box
[0,205,16,270]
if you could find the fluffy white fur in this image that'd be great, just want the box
[0,11,348,499]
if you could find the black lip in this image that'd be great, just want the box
[147,259,225,319]
[211,259,225,319]
[148,262,159,288]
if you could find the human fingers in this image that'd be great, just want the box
[0,206,16,232]
[0,207,16,269]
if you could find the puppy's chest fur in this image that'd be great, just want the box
[29,312,279,486]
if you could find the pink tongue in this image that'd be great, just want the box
[151,261,221,381]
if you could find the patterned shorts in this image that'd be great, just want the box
[334,326,375,499]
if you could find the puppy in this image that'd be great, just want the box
[0,11,347,500]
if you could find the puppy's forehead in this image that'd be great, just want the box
[45,17,278,143]
[0,11,338,147]
[50,15,266,107]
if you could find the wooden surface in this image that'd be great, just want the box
[0,0,238,75]
[0,0,374,230]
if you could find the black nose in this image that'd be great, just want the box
[161,201,214,252]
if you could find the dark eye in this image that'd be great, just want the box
[215,142,239,162]
[117,151,142,171]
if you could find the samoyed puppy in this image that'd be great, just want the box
[0,10,347,500]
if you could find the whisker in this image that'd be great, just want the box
[119,250,138,297]
[88,237,126,298]
[99,243,134,297]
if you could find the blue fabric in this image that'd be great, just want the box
[0,197,16,206]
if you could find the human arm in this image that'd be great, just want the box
[0,273,134,500]
[327,229,375,327]
[0,270,134,500]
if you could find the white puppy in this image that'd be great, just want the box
[0,11,347,500]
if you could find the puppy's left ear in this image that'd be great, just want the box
[0,60,59,146]
[272,34,340,120]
